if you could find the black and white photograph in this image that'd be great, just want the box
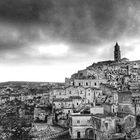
[0,0,140,140]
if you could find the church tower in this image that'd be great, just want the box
[114,42,121,62]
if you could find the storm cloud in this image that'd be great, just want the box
[0,0,139,64]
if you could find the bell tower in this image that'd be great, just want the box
[114,42,121,62]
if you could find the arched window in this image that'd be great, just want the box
[113,108,114,113]
[105,123,108,130]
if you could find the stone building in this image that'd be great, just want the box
[69,113,93,139]
[116,113,136,133]
[69,113,116,140]
[85,87,102,103]
[91,114,116,140]
[65,86,78,97]
[53,98,64,109]
[103,103,118,114]
[118,91,134,114]
[72,79,107,88]
[70,96,82,109]
[50,87,66,100]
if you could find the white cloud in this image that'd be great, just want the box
[37,43,69,57]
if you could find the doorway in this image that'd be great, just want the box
[77,131,81,138]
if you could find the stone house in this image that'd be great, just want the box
[53,96,82,111]
[116,113,136,132]
[53,98,63,109]
[50,87,66,99]
[103,103,118,114]
[76,86,86,98]
[53,98,73,116]
[96,95,107,105]
[65,86,78,97]
[70,96,82,108]
[69,113,93,139]
[62,108,73,115]
[91,114,116,140]
[118,91,132,104]
[118,91,134,114]
[85,87,102,104]
[34,107,47,122]
[90,106,104,115]
[100,83,117,95]
[69,113,116,140]
[118,103,134,114]
[62,98,73,109]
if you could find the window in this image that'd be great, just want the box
[77,120,80,124]
[77,102,79,105]
[105,123,108,130]
[86,82,88,86]
[95,82,97,86]
[73,82,74,86]
[113,108,114,113]
[79,83,81,86]
[80,73,83,76]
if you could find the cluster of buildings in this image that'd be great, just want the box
[1,43,140,140]
[49,43,140,139]
[0,85,50,105]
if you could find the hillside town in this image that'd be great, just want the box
[1,43,140,140]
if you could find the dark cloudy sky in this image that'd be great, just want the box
[0,0,140,82]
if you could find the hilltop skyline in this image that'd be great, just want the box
[0,0,140,82]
